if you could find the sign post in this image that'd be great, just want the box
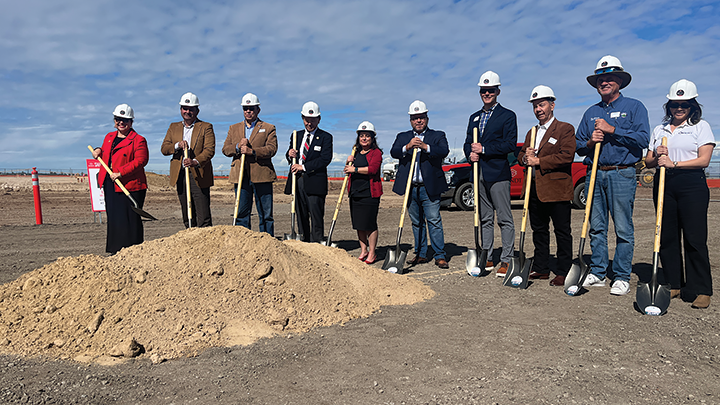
[86,159,106,223]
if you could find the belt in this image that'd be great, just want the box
[598,165,630,171]
[412,182,424,186]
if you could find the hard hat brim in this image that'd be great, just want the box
[586,72,632,89]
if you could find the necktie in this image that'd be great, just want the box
[301,135,310,162]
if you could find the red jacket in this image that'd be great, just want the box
[98,129,149,192]
[347,147,383,198]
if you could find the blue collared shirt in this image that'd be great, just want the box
[575,93,650,166]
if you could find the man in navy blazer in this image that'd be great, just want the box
[463,71,518,277]
[284,101,333,243]
[391,100,450,269]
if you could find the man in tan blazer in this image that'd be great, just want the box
[160,92,215,228]
[517,85,575,287]
[222,93,278,235]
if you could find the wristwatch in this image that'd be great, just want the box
[354,167,358,173]
[673,161,678,168]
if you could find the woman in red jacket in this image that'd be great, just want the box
[344,121,383,264]
[92,104,149,254]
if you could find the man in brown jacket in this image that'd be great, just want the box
[222,93,278,235]
[517,85,575,286]
[160,92,215,228]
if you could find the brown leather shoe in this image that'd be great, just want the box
[692,295,711,309]
[549,275,566,286]
[529,271,550,280]
[435,258,449,269]
[496,262,509,278]
[407,255,429,265]
[670,289,681,299]
[484,261,495,271]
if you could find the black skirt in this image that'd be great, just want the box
[103,178,145,254]
[350,196,379,231]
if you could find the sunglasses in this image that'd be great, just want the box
[479,88,497,94]
[594,66,623,75]
[114,117,131,123]
[668,102,692,109]
[410,115,428,121]
[242,106,257,111]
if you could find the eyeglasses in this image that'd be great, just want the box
[479,88,497,94]
[594,66,624,75]
[668,102,692,109]
[410,115,428,121]
[114,117,131,123]
[358,133,374,138]
[242,106,257,111]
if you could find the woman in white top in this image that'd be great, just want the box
[645,79,715,309]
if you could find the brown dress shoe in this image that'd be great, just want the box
[484,261,495,271]
[692,295,711,309]
[407,256,428,265]
[670,289,681,299]
[529,271,550,280]
[496,262,509,278]
[549,275,566,286]
[435,258,449,269]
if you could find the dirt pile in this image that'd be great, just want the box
[0,226,433,364]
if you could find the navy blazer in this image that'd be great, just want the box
[463,103,518,183]
[284,128,333,196]
[390,128,449,198]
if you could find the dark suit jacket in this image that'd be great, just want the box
[283,128,333,196]
[463,103,517,183]
[160,119,215,188]
[517,119,576,202]
[390,128,449,198]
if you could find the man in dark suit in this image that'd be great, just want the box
[517,85,575,287]
[463,71,517,277]
[160,92,215,228]
[284,101,333,242]
[391,100,450,269]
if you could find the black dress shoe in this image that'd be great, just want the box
[407,256,429,265]
[528,271,550,280]
[549,275,566,286]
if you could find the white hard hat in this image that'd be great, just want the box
[301,101,320,117]
[113,104,134,119]
[586,55,632,89]
[408,100,428,115]
[179,92,200,107]
[478,71,501,87]
[667,79,698,100]
[242,93,260,106]
[528,85,556,102]
[356,121,376,134]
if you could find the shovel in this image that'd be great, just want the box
[231,149,247,225]
[382,147,419,274]
[503,127,536,289]
[284,131,303,241]
[184,147,193,228]
[466,127,488,276]
[86,145,157,221]
[322,146,356,248]
[636,137,671,315]
[564,142,601,295]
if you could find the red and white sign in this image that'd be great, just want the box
[86,159,106,212]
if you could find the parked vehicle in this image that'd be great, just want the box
[382,162,397,181]
[440,144,589,211]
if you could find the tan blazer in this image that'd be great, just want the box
[160,119,215,188]
[222,120,277,184]
[517,119,575,202]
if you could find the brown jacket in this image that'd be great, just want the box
[517,118,575,202]
[222,120,278,184]
[160,120,215,188]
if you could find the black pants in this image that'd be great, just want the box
[295,176,325,243]
[528,183,573,276]
[103,179,145,254]
[654,169,712,298]
[176,173,212,228]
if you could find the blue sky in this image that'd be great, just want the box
[2,0,719,175]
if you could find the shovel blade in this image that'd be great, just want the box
[382,248,406,274]
[636,282,671,316]
[564,262,588,296]
[132,207,157,221]
[517,257,532,290]
[320,240,338,248]
[502,256,523,287]
[466,249,480,276]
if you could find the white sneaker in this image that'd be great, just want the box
[610,280,630,296]
[582,273,606,287]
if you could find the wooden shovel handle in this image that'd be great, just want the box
[399,148,419,229]
[87,145,131,196]
[472,127,480,227]
[653,137,667,253]
[184,147,192,223]
[290,130,298,215]
[520,126,536,233]
[580,142,602,239]
[332,146,357,221]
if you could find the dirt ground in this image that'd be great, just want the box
[1,174,719,404]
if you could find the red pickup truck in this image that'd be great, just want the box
[440,144,588,210]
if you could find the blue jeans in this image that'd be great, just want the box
[408,185,445,260]
[234,181,274,236]
[587,167,636,281]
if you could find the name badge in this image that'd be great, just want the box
[314,145,322,151]
[259,129,265,133]
[548,137,557,145]
[610,112,620,118]
[473,116,480,122]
